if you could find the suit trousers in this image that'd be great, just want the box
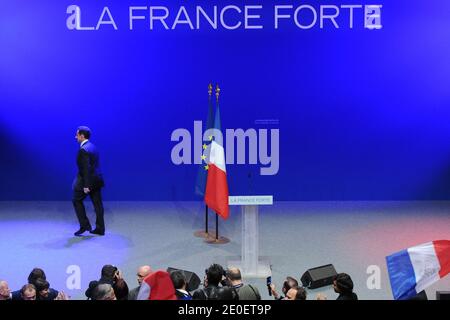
[72,188,105,232]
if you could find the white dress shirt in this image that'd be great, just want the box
[80,139,89,147]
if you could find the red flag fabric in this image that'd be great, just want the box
[137,270,177,300]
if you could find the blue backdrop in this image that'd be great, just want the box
[1,0,450,201]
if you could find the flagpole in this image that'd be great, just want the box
[205,83,212,237]
[215,213,219,240]
[204,83,213,236]
[205,204,209,234]
[205,84,230,245]
[194,84,213,238]
[215,85,220,242]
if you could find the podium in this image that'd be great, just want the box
[227,195,273,278]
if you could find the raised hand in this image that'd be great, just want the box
[54,291,69,300]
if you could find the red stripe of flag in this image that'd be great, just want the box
[205,164,229,220]
[433,240,450,278]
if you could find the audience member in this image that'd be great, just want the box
[137,270,177,300]
[128,265,152,300]
[170,270,192,300]
[0,281,12,300]
[285,285,307,300]
[226,267,261,300]
[91,284,116,300]
[269,276,298,300]
[333,273,358,300]
[87,265,129,300]
[193,264,226,300]
[20,284,37,301]
[34,278,59,300]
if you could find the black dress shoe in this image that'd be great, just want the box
[74,228,91,236]
[90,229,105,236]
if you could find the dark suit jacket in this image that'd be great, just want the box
[128,286,141,300]
[74,141,104,190]
[11,290,21,300]
[175,289,193,300]
[337,292,358,300]
[192,285,239,300]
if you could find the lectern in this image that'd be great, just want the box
[227,195,273,278]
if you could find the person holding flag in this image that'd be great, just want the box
[386,240,450,300]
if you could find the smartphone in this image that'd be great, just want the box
[266,276,272,296]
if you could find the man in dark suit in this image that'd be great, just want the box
[170,270,193,300]
[73,126,105,236]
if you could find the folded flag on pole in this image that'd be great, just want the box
[204,86,229,220]
[386,240,450,300]
[195,84,215,197]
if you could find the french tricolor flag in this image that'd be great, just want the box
[204,100,229,220]
[386,240,450,300]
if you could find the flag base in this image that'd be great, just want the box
[204,235,230,244]
[193,230,210,238]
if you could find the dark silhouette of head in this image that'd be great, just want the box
[282,276,298,294]
[28,268,46,286]
[286,285,307,300]
[170,270,187,290]
[34,278,50,299]
[101,265,118,283]
[333,273,354,295]
[76,126,91,143]
[206,264,224,287]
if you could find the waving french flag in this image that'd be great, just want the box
[386,240,450,300]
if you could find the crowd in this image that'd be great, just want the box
[0,264,358,301]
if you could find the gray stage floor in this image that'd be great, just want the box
[0,201,449,300]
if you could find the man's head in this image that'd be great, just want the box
[170,270,187,291]
[92,284,116,300]
[137,265,152,285]
[285,286,307,300]
[76,126,91,143]
[226,267,243,286]
[28,268,46,286]
[34,278,50,299]
[0,280,11,300]
[333,273,354,295]
[206,264,225,287]
[282,276,298,295]
[101,265,118,283]
[21,284,37,300]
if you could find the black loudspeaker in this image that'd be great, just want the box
[167,267,201,292]
[409,290,428,300]
[436,291,450,300]
[301,264,337,289]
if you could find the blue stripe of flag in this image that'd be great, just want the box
[386,249,418,300]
